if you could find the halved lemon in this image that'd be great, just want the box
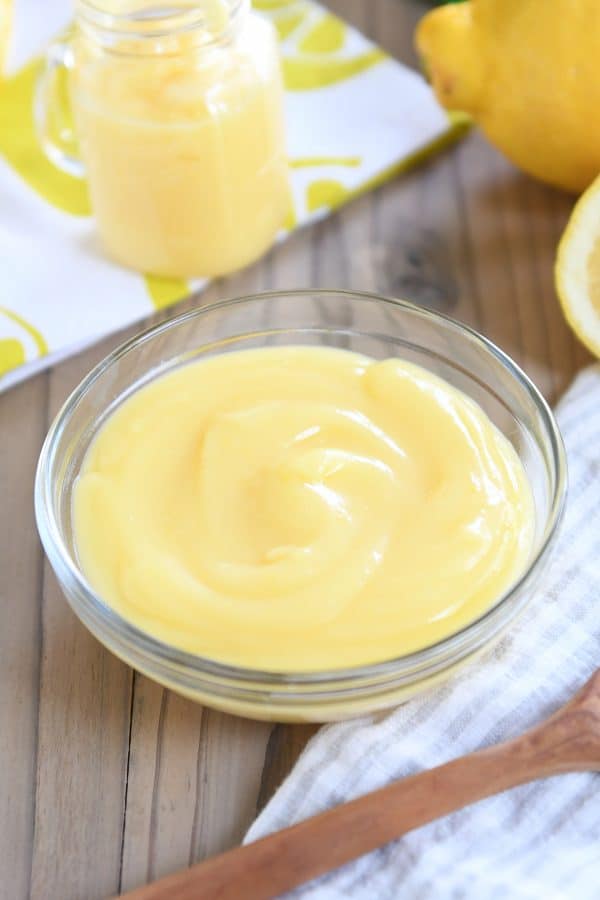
[555,172,600,358]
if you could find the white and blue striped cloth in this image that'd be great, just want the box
[246,365,600,899]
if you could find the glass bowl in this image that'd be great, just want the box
[35,291,567,722]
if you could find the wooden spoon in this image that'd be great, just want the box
[119,670,600,900]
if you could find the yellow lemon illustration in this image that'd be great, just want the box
[298,13,344,53]
[253,0,298,10]
[0,59,90,214]
[144,274,190,311]
[0,339,25,376]
[272,10,305,41]
[256,1,385,91]
[283,48,384,91]
[290,156,361,169]
[263,0,308,42]
[0,307,48,379]
[306,178,350,213]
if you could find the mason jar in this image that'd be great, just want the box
[36,1,290,278]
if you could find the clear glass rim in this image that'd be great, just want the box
[76,0,247,44]
[35,289,568,689]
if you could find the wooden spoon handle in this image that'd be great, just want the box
[119,671,600,900]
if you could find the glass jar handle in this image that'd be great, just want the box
[35,40,86,179]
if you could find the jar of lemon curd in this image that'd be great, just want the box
[36,1,290,278]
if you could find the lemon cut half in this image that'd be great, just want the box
[556,174,600,358]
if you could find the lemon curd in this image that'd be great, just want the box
[73,346,535,671]
[70,2,289,277]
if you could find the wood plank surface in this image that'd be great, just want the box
[0,1,591,898]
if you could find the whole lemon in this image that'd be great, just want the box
[416,0,600,193]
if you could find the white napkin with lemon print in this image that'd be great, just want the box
[0,0,462,391]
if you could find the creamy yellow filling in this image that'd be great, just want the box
[74,346,535,671]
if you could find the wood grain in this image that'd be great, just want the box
[0,1,591,898]
[0,375,47,900]
[30,348,134,900]
[120,671,600,900]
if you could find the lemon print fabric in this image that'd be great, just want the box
[262,0,459,223]
[272,3,385,91]
[0,0,459,392]
[0,58,90,214]
[0,307,47,377]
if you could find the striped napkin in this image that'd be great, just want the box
[246,365,600,899]
[0,0,463,392]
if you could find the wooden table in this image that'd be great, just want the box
[0,2,591,898]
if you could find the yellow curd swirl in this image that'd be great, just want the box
[73,346,535,670]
